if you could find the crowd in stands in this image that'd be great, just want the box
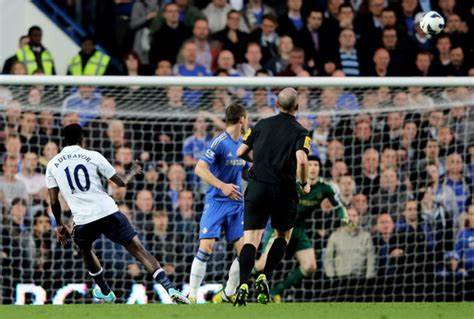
[0,0,473,303]
[2,0,473,76]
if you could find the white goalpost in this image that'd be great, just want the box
[0,75,473,304]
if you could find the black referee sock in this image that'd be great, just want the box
[263,237,287,279]
[239,243,257,286]
[89,268,111,295]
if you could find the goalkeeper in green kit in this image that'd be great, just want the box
[254,155,349,302]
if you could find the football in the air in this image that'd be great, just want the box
[419,11,445,35]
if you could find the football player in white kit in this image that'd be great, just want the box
[46,124,190,304]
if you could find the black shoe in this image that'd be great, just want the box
[255,274,271,304]
[233,284,249,307]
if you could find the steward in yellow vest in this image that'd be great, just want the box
[16,26,56,75]
[67,36,112,76]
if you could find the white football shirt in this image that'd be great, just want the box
[45,145,119,225]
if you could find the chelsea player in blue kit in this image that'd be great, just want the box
[188,103,249,303]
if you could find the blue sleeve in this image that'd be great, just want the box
[200,138,222,166]
[182,138,193,157]
[454,232,465,260]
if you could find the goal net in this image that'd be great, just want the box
[0,76,472,304]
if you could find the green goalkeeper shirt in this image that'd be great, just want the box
[295,178,347,229]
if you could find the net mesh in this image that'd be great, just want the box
[0,81,473,304]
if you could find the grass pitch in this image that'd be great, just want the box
[1,303,473,319]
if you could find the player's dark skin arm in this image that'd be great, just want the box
[48,187,70,245]
[109,161,142,187]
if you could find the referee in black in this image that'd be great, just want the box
[234,87,311,306]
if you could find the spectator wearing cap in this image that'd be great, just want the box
[241,0,276,32]
[213,10,250,64]
[149,3,191,67]
[67,36,114,76]
[16,26,56,75]
[250,14,279,66]
[2,35,29,75]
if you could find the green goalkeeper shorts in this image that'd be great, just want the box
[261,227,312,256]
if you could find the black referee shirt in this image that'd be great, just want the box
[242,112,310,187]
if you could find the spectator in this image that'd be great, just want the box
[67,36,113,76]
[430,34,452,76]
[250,14,279,66]
[9,61,27,75]
[149,3,191,66]
[355,148,380,197]
[32,211,53,276]
[381,111,404,150]
[122,51,147,76]
[172,190,197,239]
[190,18,212,71]
[390,200,435,298]
[132,189,155,232]
[380,148,399,173]
[1,101,22,137]
[277,0,305,49]
[380,8,397,29]
[359,0,385,51]
[352,193,372,231]
[337,174,355,207]
[213,10,250,64]
[237,43,263,76]
[19,112,46,155]
[277,47,306,76]
[367,48,394,76]
[445,46,469,76]
[398,0,420,38]
[241,0,276,32]
[299,9,329,70]
[203,0,239,33]
[145,210,176,274]
[16,26,56,75]
[38,110,59,145]
[62,86,102,126]
[413,51,432,76]
[324,139,345,177]
[163,86,187,111]
[444,14,470,50]
[451,204,474,274]
[370,168,410,218]
[443,153,471,215]
[0,156,28,206]
[166,164,187,211]
[334,28,361,76]
[324,208,376,279]
[409,12,433,53]
[330,160,349,184]
[265,36,293,75]
[155,60,173,76]
[174,41,210,77]
[346,116,380,170]
[130,0,159,66]
[87,96,117,149]
[416,139,445,176]
[16,152,46,203]
[216,50,240,76]
[182,116,211,169]
[381,27,410,75]
[38,142,58,172]
[2,35,29,74]
[372,213,396,277]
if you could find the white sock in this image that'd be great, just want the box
[224,257,240,297]
[189,250,210,299]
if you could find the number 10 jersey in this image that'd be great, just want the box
[46,145,119,225]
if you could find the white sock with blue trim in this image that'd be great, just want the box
[189,249,211,299]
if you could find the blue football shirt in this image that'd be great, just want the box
[200,132,249,202]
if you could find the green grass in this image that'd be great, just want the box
[1,303,473,319]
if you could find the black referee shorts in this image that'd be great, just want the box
[73,211,137,250]
[244,180,297,231]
